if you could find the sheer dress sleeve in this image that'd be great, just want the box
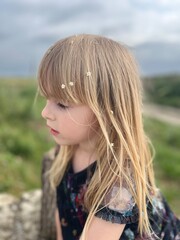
[95,182,139,224]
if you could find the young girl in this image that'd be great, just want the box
[38,34,180,240]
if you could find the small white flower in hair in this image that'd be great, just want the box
[61,84,66,89]
[86,71,92,77]
[110,110,114,115]
[69,82,74,86]
[110,143,114,147]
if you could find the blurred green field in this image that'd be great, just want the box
[143,74,180,108]
[0,78,54,194]
[0,77,179,215]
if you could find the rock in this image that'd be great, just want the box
[0,190,42,240]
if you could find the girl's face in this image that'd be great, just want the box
[41,99,98,149]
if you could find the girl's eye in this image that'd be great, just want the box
[57,103,68,109]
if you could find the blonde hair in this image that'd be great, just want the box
[38,34,157,238]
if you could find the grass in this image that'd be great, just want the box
[0,78,54,195]
[143,117,180,214]
[0,77,179,215]
[143,74,180,108]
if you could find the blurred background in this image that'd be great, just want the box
[0,0,180,216]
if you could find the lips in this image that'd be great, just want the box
[47,125,60,136]
[50,128,60,136]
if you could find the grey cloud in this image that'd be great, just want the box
[0,0,180,76]
[45,3,101,25]
[133,42,180,76]
[100,21,134,37]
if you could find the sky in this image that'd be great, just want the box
[0,0,180,77]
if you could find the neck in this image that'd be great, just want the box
[72,145,97,173]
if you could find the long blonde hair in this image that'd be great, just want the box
[38,34,157,237]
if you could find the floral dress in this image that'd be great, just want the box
[56,161,180,240]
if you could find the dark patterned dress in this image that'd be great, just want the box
[56,161,180,240]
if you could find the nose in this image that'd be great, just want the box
[41,101,55,121]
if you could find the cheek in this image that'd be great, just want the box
[70,112,96,128]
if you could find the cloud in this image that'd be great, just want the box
[0,0,180,76]
[133,42,180,76]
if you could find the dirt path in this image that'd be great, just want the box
[143,103,180,126]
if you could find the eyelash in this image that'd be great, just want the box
[57,103,68,109]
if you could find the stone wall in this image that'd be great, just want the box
[0,190,42,240]
[0,148,57,240]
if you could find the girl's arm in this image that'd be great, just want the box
[80,216,125,240]
[55,208,63,240]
